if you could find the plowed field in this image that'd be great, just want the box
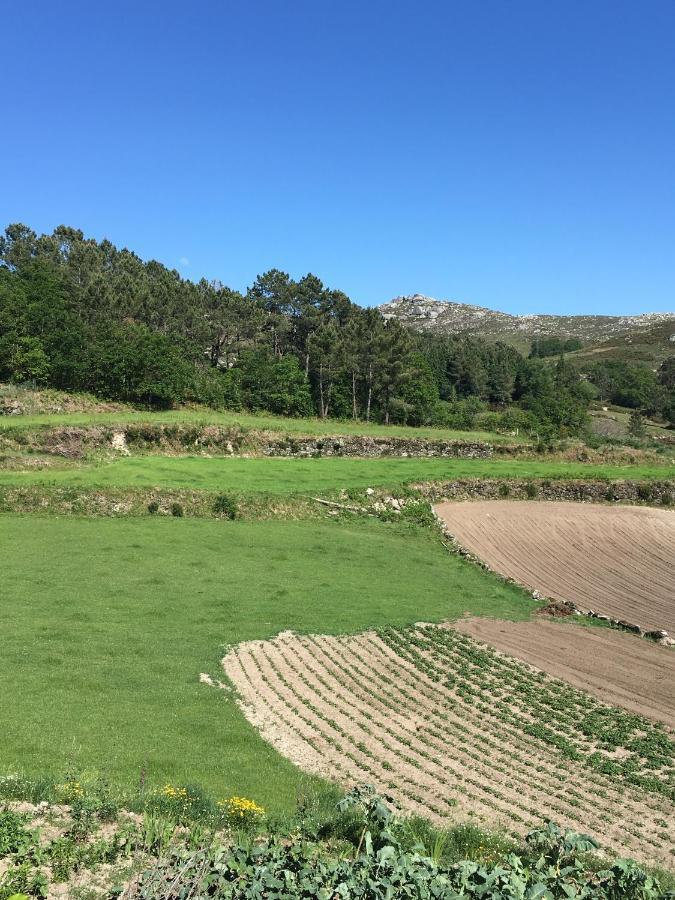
[223,624,675,866]
[434,501,675,633]
[456,617,675,728]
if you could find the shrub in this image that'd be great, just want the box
[525,482,539,499]
[498,482,511,498]
[147,501,159,514]
[212,493,238,520]
[170,502,184,518]
[661,491,672,506]
[636,483,653,502]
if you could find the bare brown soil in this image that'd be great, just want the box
[434,500,675,633]
[222,628,675,866]
[455,617,675,728]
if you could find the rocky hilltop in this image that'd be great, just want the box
[379,294,675,345]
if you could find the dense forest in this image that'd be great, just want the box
[0,224,672,435]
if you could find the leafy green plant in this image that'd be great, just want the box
[122,816,675,900]
[0,864,48,900]
[0,812,38,859]
[212,493,238,520]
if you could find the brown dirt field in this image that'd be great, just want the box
[455,617,675,728]
[434,500,675,633]
[222,626,675,867]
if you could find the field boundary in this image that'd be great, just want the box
[0,422,523,459]
[0,477,673,520]
[418,476,675,504]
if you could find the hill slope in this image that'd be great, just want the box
[379,294,675,353]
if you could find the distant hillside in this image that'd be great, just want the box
[565,320,675,369]
[379,294,675,357]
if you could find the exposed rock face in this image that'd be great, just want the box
[379,294,675,343]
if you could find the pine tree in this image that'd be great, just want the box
[628,408,646,438]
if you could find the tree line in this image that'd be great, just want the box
[2,223,667,436]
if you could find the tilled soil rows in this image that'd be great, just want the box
[455,617,675,728]
[222,624,675,867]
[434,500,675,633]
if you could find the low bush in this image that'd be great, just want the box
[213,493,238,520]
[637,483,654,502]
[170,501,184,517]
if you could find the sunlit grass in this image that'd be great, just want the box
[0,406,521,443]
[0,514,534,809]
[0,454,669,494]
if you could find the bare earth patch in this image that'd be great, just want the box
[455,617,675,728]
[222,626,675,867]
[434,500,675,633]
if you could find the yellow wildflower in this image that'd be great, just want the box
[219,796,265,821]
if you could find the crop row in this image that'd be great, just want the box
[222,626,675,867]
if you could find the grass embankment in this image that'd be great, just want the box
[0,406,521,444]
[0,515,536,811]
[0,455,672,494]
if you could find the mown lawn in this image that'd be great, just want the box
[0,515,534,811]
[0,406,520,444]
[0,454,670,494]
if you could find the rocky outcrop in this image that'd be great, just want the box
[379,294,675,342]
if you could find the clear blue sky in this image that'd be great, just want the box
[3,1,674,314]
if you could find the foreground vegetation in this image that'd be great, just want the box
[1,779,673,899]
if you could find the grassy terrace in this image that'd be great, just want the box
[0,406,520,444]
[0,455,671,494]
[0,515,535,809]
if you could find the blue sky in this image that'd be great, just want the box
[3,1,674,314]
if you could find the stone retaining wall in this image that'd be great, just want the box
[417,477,674,504]
[0,423,511,459]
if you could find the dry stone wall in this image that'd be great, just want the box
[417,477,674,504]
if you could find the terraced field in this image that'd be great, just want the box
[435,501,675,633]
[0,455,671,494]
[223,624,675,866]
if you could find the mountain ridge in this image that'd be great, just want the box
[378,294,675,345]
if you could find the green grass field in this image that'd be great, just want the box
[0,406,520,444]
[0,515,535,810]
[0,454,670,494]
